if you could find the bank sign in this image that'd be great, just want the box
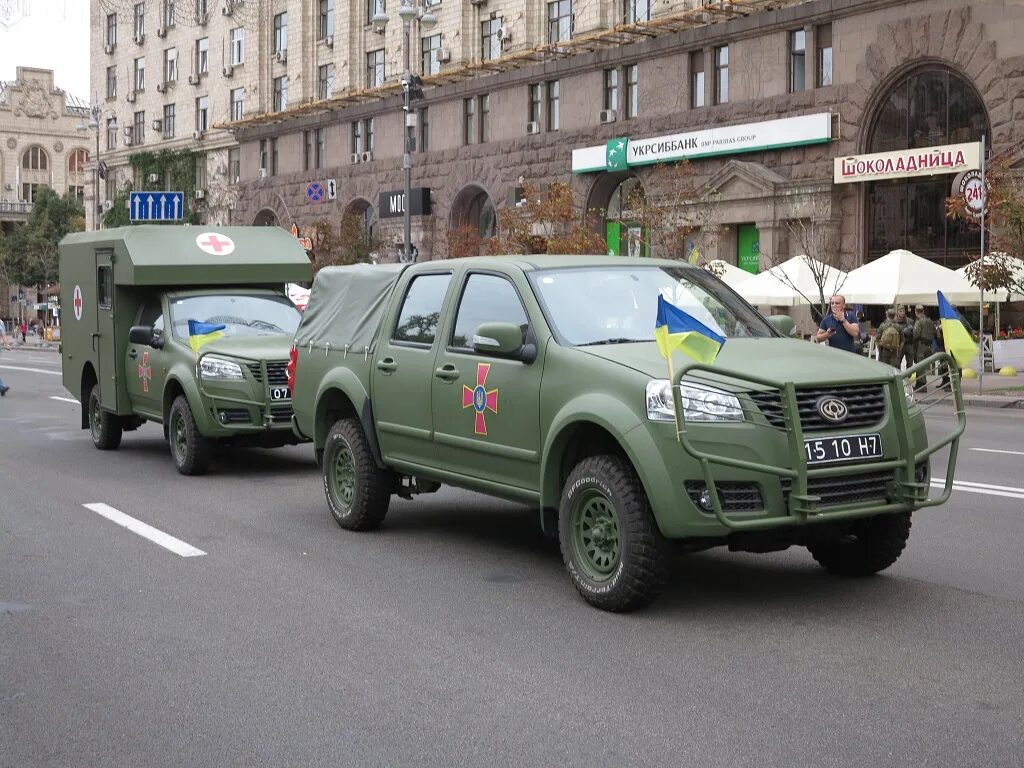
[572,113,832,173]
[833,142,980,184]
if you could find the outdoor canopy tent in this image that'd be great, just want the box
[735,255,848,307]
[705,260,755,289]
[840,249,980,305]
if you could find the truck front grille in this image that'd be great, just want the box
[782,469,895,508]
[748,384,887,432]
[269,404,293,423]
[246,361,289,386]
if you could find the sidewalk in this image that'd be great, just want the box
[11,338,60,352]
[958,376,1024,410]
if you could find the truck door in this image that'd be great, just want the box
[371,271,453,467]
[94,249,118,411]
[430,271,543,491]
[124,297,167,419]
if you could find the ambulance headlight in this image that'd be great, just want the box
[200,356,244,380]
[646,380,744,423]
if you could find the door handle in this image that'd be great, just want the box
[434,364,460,382]
[128,349,138,359]
[376,357,398,374]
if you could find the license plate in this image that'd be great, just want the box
[804,433,882,465]
[269,386,291,401]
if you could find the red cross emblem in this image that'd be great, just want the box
[73,285,83,321]
[137,351,152,393]
[195,232,236,255]
[462,363,499,436]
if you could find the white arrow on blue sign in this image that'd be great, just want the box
[130,191,186,221]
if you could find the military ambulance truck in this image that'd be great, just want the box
[59,226,311,475]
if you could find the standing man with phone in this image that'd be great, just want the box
[814,295,861,353]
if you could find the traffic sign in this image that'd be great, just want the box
[306,181,326,203]
[129,191,185,222]
[326,179,337,200]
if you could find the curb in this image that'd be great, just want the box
[962,397,1024,410]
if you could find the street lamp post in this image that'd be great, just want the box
[373,1,435,263]
[77,103,103,230]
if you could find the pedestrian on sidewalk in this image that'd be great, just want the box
[814,295,861,353]
[19,321,27,343]
[0,318,12,395]
[912,304,936,392]
[896,307,915,371]
[876,308,902,368]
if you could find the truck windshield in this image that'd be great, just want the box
[529,266,775,346]
[168,294,301,341]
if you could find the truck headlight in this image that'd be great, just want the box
[646,380,744,423]
[200,356,244,380]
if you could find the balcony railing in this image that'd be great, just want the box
[0,201,33,218]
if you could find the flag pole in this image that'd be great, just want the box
[666,353,683,442]
[979,134,986,392]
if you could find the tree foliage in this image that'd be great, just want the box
[1,187,85,288]
[309,215,385,274]
[778,194,854,320]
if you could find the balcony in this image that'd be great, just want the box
[0,200,33,223]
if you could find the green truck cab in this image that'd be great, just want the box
[59,226,312,474]
[289,256,965,611]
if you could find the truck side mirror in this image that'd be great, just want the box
[129,324,157,347]
[473,322,527,360]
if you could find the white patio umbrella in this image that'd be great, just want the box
[735,255,848,307]
[705,260,754,289]
[841,249,980,305]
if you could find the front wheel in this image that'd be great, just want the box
[168,395,211,476]
[558,455,670,612]
[322,417,390,531]
[87,382,122,450]
[807,512,912,576]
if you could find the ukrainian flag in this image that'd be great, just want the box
[937,291,977,367]
[188,319,227,353]
[654,295,726,364]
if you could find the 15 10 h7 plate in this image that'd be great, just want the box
[804,433,882,465]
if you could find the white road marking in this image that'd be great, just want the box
[970,448,1024,457]
[931,478,1024,501]
[82,503,207,558]
[49,396,79,404]
[0,365,61,376]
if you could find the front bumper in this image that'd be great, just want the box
[196,353,294,434]
[662,352,964,533]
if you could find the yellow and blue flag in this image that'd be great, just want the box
[937,291,977,367]
[654,295,725,364]
[188,319,226,353]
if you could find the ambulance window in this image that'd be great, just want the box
[97,266,112,310]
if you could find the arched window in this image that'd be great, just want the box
[68,149,89,174]
[866,67,989,266]
[22,146,49,171]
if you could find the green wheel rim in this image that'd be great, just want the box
[331,442,356,510]
[172,413,187,459]
[571,489,621,581]
[89,391,101,441]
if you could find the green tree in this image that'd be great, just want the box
[3,188,85,288]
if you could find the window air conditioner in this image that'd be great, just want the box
[150,121,161,133]
[324,36,334,48]
[350,153,360,164]
[526,121,540,134]
[193,130,205,140]
[134,33,145,45]
[258,167,267,179]
[126,91,137,103]
[497,26,510,44]
[221,1,233,15]
[156,82,166,93]
[123,136,133,146]
[188,73,200,85]
[103,200,114,211]
[599,109,616,124]
[195,188,206,199]
[276,49,288,64]
[196,12,209,26]
[360,151,373,163]
[437,47,451,63]
[124,126,135,136]
[223,65,234,77]
[156,27,167,38]
[104,43,116,54]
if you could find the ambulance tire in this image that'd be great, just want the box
[168,395,211,476]
[88,383,122,451]
[807,512,912,576]
[323,417,390,531]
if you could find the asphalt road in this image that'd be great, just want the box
[2,351,1022,768]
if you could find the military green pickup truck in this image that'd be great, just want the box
[289,256,964,611]
[59,226,311,475]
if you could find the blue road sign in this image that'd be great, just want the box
[306,181,326,203]
[130,191,185,222]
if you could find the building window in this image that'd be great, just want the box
[22,146,48,170]
[272,76,288,111]
[624,63,638,119]
[163,103,175,138]
[789,29,806,93]
[106,13,117,47]
[319,0,334,39]
[482,18,502,61]
[603,68,618,112]
[68,149,88,173]
[546,80,560,131]
[273,12,288,54]
[691,50,705,108]
[351,120,363,155]
[529,83,541,126]
[270,137,279,175]
[164,47,177,82]
[548,1,572,43]
[196,37,208,75]
[421,34,441,75]
[463,98,476,145]
[195,0,208,22]
[134,57,146,91]
[816,23,833,87]
[133,2,145,38]
[107,119,118,150]
[195,96,208,132]
[106,66,117,99]
[304,130,314,170]
[318,64,333,100]
[624,0,650,23]
[479,94,490,142]
[20,184,42,204]
[163,0,175,28]
[69,185,85,201]
[366,49,385,88]
[367,0,385,25]
[228,147,240,184]
[714,45,728,104]
[230,87,244,120]
[316,127,326,169]
[259,138,267,173]
[230,28,244,66]
[304,129,326,170]
[134,110,146,144]
[365,117,375,152]
[418,106,429,152]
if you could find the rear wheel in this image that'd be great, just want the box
[168,395,211,475]
[807,512,912,576]
[558,455,670,612]
[87,382,122,450]
[323,417,390,531]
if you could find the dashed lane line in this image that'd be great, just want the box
[82,503,207,558]
[49,396,79,404]
[970,448,1024,457]
[931,478,1024,501]
[0,365,61,376]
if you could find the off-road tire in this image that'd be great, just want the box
[558,455,670,612]
[168,395,211,476]
[807,512,912,576]
[87,382,122,450]
[323,417,390,531]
